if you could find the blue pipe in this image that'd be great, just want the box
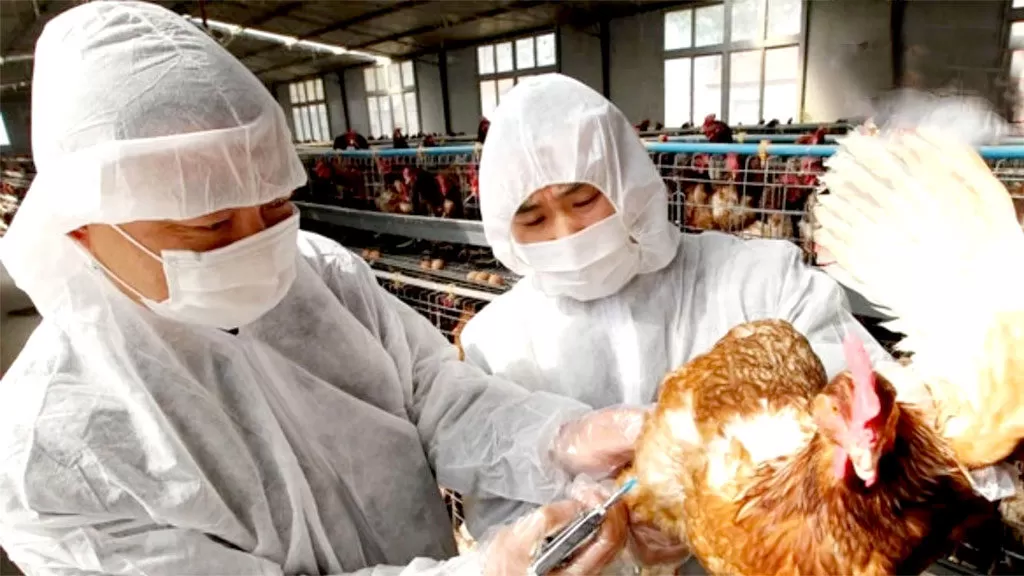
[323,143,1024,159]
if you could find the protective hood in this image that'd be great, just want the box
[477,74,679,278]
[0,0,306,317]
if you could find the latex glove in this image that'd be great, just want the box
[627,519,691,567]
[551,406,647,478]
[483,484,629,576]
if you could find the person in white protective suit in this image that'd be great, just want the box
[457,74,893,566]
[0,4,644,575]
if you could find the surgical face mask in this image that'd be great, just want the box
[513,213,641,301]
[104,211,300,329]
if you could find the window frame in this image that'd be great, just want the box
[477,31,558,118]
[663,0,806,126]
[364,61,420,139]
[287,77,331,143]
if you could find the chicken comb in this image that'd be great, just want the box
[843,333,880,426]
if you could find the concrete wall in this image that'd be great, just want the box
[803,0,893,122]
[560,25,603,94]
[343,67,372,136]
[415,57,446,134]
[608,10,664,123]
[902,0,1008,105]
[323,72,347,136]
[447,46,481,135]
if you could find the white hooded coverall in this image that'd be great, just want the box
[0,4,589,574]
[458,74,892,537]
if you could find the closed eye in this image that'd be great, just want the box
[572,193,600,208]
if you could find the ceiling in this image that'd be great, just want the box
[0,0,681,89]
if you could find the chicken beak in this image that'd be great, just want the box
[847,445,877,487]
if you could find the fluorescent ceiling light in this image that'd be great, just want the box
[186,16,389,65]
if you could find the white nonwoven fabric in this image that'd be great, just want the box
[1,0,306,317]
[0,3,591,574]
[477,74,680,280]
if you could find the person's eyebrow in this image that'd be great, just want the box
[515,184,589,215]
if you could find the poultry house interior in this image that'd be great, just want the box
[3,0,1024,574]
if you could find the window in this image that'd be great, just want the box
[0,112,9,147]
[478,32,556,117]
[364,62,419,138]
[288,78,330,143]
[663,0,802,126]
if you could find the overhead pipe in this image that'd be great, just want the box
[0,53,33,65]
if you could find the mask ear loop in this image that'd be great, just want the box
[70,237,151,303]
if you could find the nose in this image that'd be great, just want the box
[233,205,268,239]
[550,212,587,240]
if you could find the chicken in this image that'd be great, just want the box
[403,166,446,217]
[710,155,757,232]
[436,171,465,219]
[451,304,477,361]
[683,182,714,231]
[743,212,793,240]
[392,128,409,149]
[625,319,992,575]
[1008,181,1024,229]
[815,128,1024,468]
[333,129,370,150]
[635,119,651,133]
[701,114,733,143]
[477,118,490,144]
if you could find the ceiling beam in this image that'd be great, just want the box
[347,0,548,51]
[237,0,431,61]
[243,1,307,28]
[1,0,51,54]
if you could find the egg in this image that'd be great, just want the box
[430,259,446,270]
[487,274,505,286]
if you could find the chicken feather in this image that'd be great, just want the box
[815,128,1024,467]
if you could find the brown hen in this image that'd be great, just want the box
[625,319,991,575]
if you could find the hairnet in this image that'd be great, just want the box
[0,1,306,316]
[477,74,679,277]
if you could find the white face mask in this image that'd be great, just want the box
[104,211,300,329]
[513,213,641,301]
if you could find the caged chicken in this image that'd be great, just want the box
[624,319,994,575]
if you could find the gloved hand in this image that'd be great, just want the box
[483,484,629,576]
[551,406,647,478]
[627,519,691,567]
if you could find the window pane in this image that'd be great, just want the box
[391,93,406,133]
[310,106,323,141]
[731,0,763,43]
[497,77,515,101]
[404,92,419,135]
[289,83,299,104]
[694,5,724,47]
[364,68,376,92]
[480,80,498,117]
[537,33,556,66]
[402,61,415,88]
[496,42,514,73]
[729,50,762,124]
[291,108,303,141]
[664,58,692,127]
[664,9,692,50]
[296,82,307,104]
[693,54,722,122]
[305,80,317,103]
[388,64,402,93]
[763,46,798,122]
[767,0,801,37]
[368,97,381,138]
[1015,0,1024,7]
[1012,21,1024,49]
[378,95,393,136]
[478,45,495,74]
[317,104,330,139]
[300,106,314,142]
[314,78,325,101]
[376,67,387,92]
[516,37,535,69]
